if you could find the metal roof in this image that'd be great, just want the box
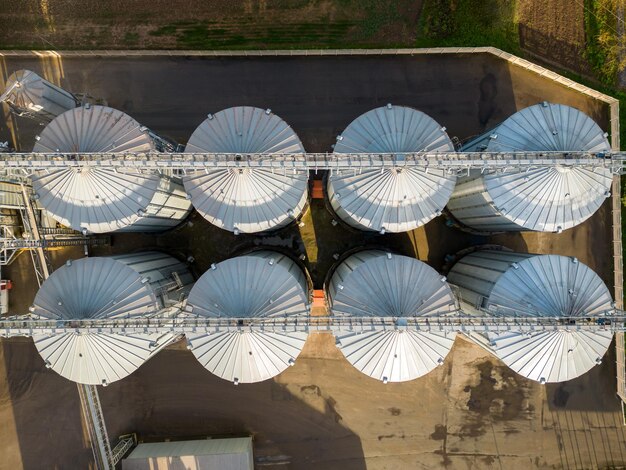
[186,330,308,384]
[0,69,77,119]
[185,251,309,383]
[450,103,613,232]
[329,250,457,381]
[335,329,455,382]
[448,250,614,382]
[480,103,610,153]
[185,251,309,318]
[183,107,308,233]
[447,250,614,316]
[328,251,457,317]
[33,105,155,153]
[447,165,613,233]
[123,437,254,470]
[329,105,456,232]
[485,330,613,383]
[31,106,191,233]
[31,254,187,385]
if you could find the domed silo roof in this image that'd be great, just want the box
[1,69,77,120]
[478,103,610,153]
[185,251,309,383]
[31,105,191,233]
[31,252,193,385]
[329,251,457,382]
[449,103,612,233]
[328,105,456,233]
[485,330,613,383]
[183,107,308,234]
[447,249,614,382]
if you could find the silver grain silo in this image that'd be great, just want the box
[447,249,614,382]
[447,103,612,233]
[328,251,458,382]
[185,250,310,383]
[32,252,194,385]
[183,107,308,234]
[31,105,192,233]
[0,69,78,122]
[328,105,456,233]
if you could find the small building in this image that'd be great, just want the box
[122,437,253,470]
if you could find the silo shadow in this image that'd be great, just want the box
[99,334,367,470]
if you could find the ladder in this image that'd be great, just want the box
[76,383,114,470]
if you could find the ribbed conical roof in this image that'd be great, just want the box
[184,107,308,233]
[185,251,309,383]
[33,105,155,153]
[329,251,457,382]
[1,69,77,118]
[329,105,456,232]
[484,103,610,153]
[185,251,309,318]
[487,330,613,383]
[33,257,159,319]
[486,254,612,317]
[31,105,189,233]
[186,330,308,384]
[479,165,612,232]
[448,250,614,383]
[452,103,613,232]
[335,329,455,382]
[329,251,457,317]
[32,168,164,233]
[32,257,166,385]
[35,333,168,386]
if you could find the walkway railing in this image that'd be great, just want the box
[2,313,624,336]
[0,151,622,172]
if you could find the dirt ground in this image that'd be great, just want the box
[1,333,625,470]
[517,0,592,76]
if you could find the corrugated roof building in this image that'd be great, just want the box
[123,437,253,470]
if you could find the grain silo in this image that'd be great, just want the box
[0,69,78,122]
[447,249,614,382]
[31,105,192,233]
[183,107,308,234]
[447,103,612,233]
[328,251,458,382]
[31,252,194,385]
[328,105,456,233]
[185,250,310,384]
